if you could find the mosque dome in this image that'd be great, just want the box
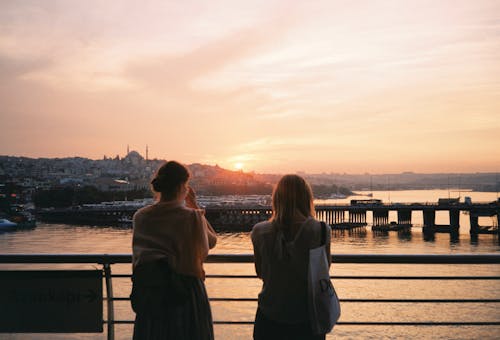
[124,150,144,164]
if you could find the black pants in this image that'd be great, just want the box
[253,308,326,340]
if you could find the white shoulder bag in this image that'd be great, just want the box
[308,222,341,334]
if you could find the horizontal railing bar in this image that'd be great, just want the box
[1,253,499,264]
[341,299,500,303]
[0,254,133,264]
[336,322,500,326]
[109,297,500,303]
[208,298,500,303]
[329,254,500,264]
[206,275,500,280]
[207,274,255,278]
[111,274,500,280]
[207,254,500,264]
[329,276,500,280]
[212,321,500,326]
[106,320,500,326]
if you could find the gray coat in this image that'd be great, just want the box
[251,217,332,324]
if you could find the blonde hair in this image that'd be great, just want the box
[270,174,315,228]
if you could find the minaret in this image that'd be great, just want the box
[127,144,130,155]
[146,145,149,161]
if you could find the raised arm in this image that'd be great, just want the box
[204,217,217,249]
[187,185,217,249]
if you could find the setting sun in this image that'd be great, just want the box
[234,162,244,171]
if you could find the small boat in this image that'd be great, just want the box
[438,198,460,205]
[8,204,37,229]
[329,193,347,199]
[8,213,37,229]
[0,219,18,231]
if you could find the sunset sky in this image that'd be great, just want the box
[1,1,499,173]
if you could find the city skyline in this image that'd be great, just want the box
[1,1,499,174]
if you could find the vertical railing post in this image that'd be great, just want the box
[103,262,114,340]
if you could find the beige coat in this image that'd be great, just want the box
[132,201,217,279]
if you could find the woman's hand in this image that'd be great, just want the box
[185,186,199,209]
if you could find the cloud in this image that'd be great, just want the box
[0,53,53,80]
[124,18,295,92]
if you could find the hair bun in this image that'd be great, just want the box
[151,161,190,198]
[151,177,164,192]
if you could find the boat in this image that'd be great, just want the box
[0,219,17,231]
[8,205,37,229]
[9,214,36,229]
[438,198,460,205]
[328,193,347,199]
[351,199,383,206]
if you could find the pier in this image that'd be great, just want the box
[38,201,500,235]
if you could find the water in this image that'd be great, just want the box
[1,190,499,339]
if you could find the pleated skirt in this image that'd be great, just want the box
[133,277,214,340]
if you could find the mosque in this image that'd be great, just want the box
[123,145,149,166]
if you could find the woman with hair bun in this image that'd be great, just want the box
[131,161,217,340]
[251,174,331,340]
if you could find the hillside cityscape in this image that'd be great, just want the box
[0,149,499,209]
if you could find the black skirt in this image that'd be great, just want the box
[133,276,214,340]
[253,308,325,340]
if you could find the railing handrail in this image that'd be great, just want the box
[1,253,499,264]
[1,252,500,339]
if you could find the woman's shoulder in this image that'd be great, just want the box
[305,217,322,226]
[252,220,272,231]
[251,220,273,240]
[308,218,331,230]
[177,206,205,222]
[133,203,192,223]
[133,204,154,221]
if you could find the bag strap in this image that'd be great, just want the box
[320,221,327,246]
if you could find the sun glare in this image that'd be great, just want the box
[234,162,244,171]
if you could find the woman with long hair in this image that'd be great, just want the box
[251,174,331,340]
[131,161,217,340]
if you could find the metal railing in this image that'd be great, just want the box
[1,253,499,339]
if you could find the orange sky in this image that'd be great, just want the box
[1,1,499,173]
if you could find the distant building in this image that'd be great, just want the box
[124,150,145,166]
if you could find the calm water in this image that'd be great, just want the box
[1,190,499,339]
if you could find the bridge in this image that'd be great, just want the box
[38,201,499,235]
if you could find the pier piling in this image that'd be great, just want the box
[397,209,412,225]
[423,210,436,228]
[449,209,460,228]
